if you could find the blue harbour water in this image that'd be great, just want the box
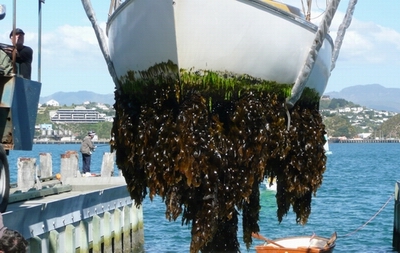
[7,143,400,252]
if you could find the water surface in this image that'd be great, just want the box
[8,143,399,252]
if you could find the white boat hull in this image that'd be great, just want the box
[107,0,334,95]
[256,235,335,253]
[324,134,332,155]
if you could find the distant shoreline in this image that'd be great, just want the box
[331,139,400,143]
[32,139,400,145]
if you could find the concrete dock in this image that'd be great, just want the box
[4,177,144,253]
[3,152,144,253]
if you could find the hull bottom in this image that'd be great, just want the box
[111,65,328,252]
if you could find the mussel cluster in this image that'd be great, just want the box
[111,66,327,253]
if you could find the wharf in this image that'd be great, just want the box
[33,140,110,145]
[4,177,143,253]
[336,139,400,143]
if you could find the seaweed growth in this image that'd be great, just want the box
[111,63,327,253]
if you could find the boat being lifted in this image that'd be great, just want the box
[84,0,357,106]
[81,0,356,252]
[102,0,330,104]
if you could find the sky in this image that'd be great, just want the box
[0,0,399,96]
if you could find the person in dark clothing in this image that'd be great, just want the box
[4,28,32,79]
[0,212,28,253]
[80,131,96,176]
[0,229,28,253]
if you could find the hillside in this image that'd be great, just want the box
[325,84,400,112]
[40,84,400,112]
[40,91,115,106]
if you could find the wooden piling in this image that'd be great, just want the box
[64,225,75,253]
[39,152,53,178]
[114,207,123,253]
[78,220,89,253]
[101,152,115,177]
[60,151,80,183]
[92,215,102,252]
[49,230,59,253]
[17,157,36,192]
[131,204,144,250]
[29,236,42,253]
[393,182,400,250]
[123,206,131,251]
[103,211,113,252]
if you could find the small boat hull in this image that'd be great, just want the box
[324,134,332,155]
[107,0,334,96]
[256,236,335,253]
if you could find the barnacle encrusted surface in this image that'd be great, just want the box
[110,62,327,253]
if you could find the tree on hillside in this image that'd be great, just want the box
[69,122,113,140]
[380,114,400,139]
[36,111,50,125]
[319,99,330,110]
[323,115,357,138]
[319,98,360,110]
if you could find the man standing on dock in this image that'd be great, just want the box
[80,131,96,177]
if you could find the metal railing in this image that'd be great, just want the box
[109,0,125,17]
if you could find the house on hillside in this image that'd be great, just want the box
[46,99,59,107]
[358,133,372,139]
[96,103,110,111]
[39,124,53,130]
[104,116,114,122]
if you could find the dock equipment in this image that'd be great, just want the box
[0,0,43,212]
[0,76,41,212]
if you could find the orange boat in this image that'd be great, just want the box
[255,233,336,253]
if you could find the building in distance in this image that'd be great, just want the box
[45,99,60,107]
[51,108,106,124]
